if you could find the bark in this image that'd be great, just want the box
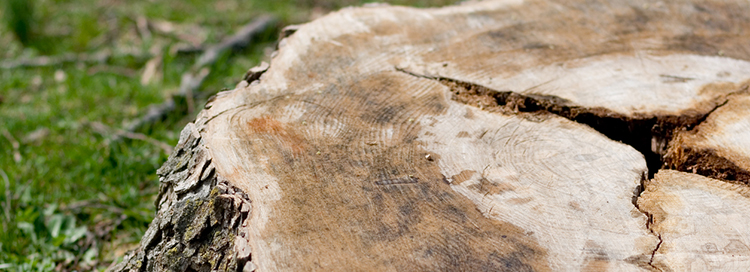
[111,0,750,271]
[110,123,255,271]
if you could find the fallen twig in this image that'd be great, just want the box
[89,121,174,154]
[184,14,277,114]
[0,52,105,69]
[174,46,204,55]
[1,129,21,163]
[1,169,11,223]
[149,19,208,47]
[195,15,277,68]
[0,50,152,70]
[135,16,152,42]
[0,168,10,254]
[179,67,210,115]
[123,99,176,133]
[88,65,139,77]
[140,56,162,85]
[63,199,125,215]
[124,15,278,133]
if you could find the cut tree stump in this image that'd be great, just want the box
[110,0,750,271]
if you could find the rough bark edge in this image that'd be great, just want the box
[108,122,255,272]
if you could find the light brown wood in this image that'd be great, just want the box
[639,170,750,271]
[112,0,750,271]
[205,73,657,271]
[668,93,750,182]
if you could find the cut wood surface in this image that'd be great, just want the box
[639,170,750,271]
[112,0,750,271]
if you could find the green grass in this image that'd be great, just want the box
[0,0,457,271]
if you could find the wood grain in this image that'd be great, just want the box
[112,0,750,271]
[639,170,750,271]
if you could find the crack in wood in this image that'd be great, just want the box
[649,234,664,272]
[631,173,664,271]
[394,67,748,185]
[658,74,696,83]
[686,99,729,131]
[395,67,748,271]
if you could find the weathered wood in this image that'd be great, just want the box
[112,0,750,271]
[639,170,750,271]
[203,72,657,271]
[668,93,750,183]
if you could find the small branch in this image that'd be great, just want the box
[89,121,174,154]
[124,15,278,133]
[123,99,176,133]
[1,169,11,223]
[179,68,210,115]
[140,57,162,85]
[1,129,21,163]
[149,19,208,47]
[88,65,139,77]
[120,130,175,154]
[195,15,277,68]
[174,46,205,55]
[0,52,104,69]
[135,16,152,42]
[0,50,152,70]
[62,199,126,215]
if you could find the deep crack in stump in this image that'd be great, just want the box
[396,67,749,184]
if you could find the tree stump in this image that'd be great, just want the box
[111,0,750,271]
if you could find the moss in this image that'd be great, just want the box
[183,224,196,242]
